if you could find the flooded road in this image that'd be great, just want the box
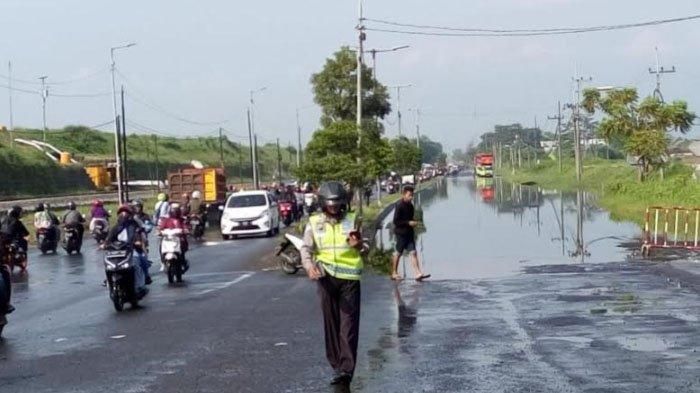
[378,176,640,279]
[361,176,700,393]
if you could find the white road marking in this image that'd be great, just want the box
[54,338,68,343]
[274,342,288,347]
[110,335,127,339]
[186,271,255,278]
[195,273,253,295]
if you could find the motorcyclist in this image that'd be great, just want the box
[62,201,85,248]
[131,199,154,285]
[153,193,170,226]
[34,203,60,243]
[89,199,110,228]
[188,190,205,216]
[104,204,151,286]
[294,187,305,218]
[0,206,28,314]
[158,203,190,272]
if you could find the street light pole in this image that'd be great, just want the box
[365,45,409,82]
[38,75,48,142]
[249,87,266,190]
[390,84,412,136]
[296,108,302,167]
[110,43,135,205]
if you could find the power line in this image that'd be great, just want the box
[0,68,108,86]
[115,68,229,126]
[364,13,700,37]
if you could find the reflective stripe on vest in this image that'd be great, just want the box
[309,212,363,280]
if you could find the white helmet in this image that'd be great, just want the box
[191,190,202,200]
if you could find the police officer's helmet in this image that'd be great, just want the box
[10,205,22,218]
[318,181,348,215]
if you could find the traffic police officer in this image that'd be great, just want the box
[300,181,368,387]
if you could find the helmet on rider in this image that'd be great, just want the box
[170,203,182,219]
[67,201,77,211]
[131,199,144,213]
[92,199,103,207]
[317,181,348,219]
[9,205,22,218]
[181,193,190,201]
[157,193,168,202]
[191,190,202,200]
[36,203,45,212]
[117,204,133,217]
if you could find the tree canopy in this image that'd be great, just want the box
[311,47,391,128]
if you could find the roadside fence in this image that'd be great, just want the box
[642,206,700,256]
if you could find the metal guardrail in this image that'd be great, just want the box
[642,206,700,256]
[0,190,154,212]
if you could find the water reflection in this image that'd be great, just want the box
[378,176,640,280]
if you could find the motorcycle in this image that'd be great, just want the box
[275,233,304,275]
[188,214,205,241]
[303,193,317,215]
[160,228,186,284]
[4,240,28,273]
[91,218,109,244]
[36,227,58,254]
[103,242,148,311]
[62,225,82,255]
[279,201,295,227]
[0,265,9,337]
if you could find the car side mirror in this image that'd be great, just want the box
[218,205,224,212]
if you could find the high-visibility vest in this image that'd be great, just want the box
[309,212,362,281]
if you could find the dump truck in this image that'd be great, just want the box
[167,167,227,225]
[474,153,494,178]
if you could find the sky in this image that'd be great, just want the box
[1,0,699,152]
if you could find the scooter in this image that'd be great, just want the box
[275,233,304,275]
[160,228,186,284]
[279,201,295,227]
[188,214,205,241]
[91,218,109,244]
[4,240,27,273]
[62,225,82,255]
[0,264,12,337]
[103,242,148,311]
[36,227,58,254]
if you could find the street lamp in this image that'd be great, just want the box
[110,42,136,205]
[365,45,410,81]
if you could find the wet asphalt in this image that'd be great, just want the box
[2,177,700,392]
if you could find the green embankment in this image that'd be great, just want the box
[503,158,700,226]
[1,126,298,197]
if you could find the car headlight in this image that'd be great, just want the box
[259,212,270,221]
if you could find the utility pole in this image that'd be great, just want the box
[8,61,13,147]
[649,46,675,102]
[120,86,129,202]
[253,133,260,188]
[247,109,258,189]
[548,101,563,173]
[572,73,592,182]
[153,135,160,192]
[110,43,135,205]
[392,84,412,136]
[219,127,224,168]
[295,108,302,167]
[38,75,48,142]
[356,0,365,214]
[276,138,282,180]
[414,108,421,148]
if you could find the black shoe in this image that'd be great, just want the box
[330,372,352,386]
[5,304,15,314]
[145,276,153,285]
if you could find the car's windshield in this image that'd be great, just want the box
[227,195,267,208]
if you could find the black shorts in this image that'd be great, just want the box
[394,234,416,255]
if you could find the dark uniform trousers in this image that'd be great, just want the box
[318,274,361,376]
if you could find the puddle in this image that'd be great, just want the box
[376,177,640,280]
[617,335,673,352]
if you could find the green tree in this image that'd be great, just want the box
[390,136,421,174]
[419,136,444,164]
[582,88,695,180]
[311,47,391,127]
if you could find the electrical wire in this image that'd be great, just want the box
[363,13,700,37]
[115,69,229,126]
[0,68,108,86]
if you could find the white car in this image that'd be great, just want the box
[220,191,280,239]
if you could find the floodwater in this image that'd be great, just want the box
[376,175,641,280]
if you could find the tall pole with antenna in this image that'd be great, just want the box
[649,47,675,102]
[38,75,48,142]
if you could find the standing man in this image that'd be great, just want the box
[300,181,368,387]
[390,185,430,281]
